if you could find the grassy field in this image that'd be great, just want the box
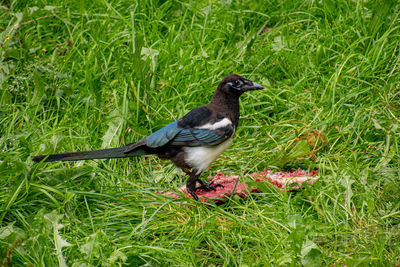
[1,0,399,265]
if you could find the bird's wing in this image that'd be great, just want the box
[169,126,233,147]
[124,120,182,153]
[145,106,234,148]
[145,120,182,148]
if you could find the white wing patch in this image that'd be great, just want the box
[183,136,233,174]
[196,118,232,130]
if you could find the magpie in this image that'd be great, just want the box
[33,74,264,200]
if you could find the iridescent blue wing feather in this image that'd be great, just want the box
[171,128,230,146]
[145,120,182,148]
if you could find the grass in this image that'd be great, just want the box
[1,0,399,265]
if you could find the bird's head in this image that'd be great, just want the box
[218,74,264,95]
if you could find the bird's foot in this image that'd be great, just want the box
[187,188,199,201]
[196,181,224,191]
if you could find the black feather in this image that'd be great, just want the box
[33,146,148,162]
[178,106,212,128]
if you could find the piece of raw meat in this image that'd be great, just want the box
[163,169,319,203]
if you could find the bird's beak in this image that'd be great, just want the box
[243,81,264,91]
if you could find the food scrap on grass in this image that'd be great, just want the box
[163,169,319,203]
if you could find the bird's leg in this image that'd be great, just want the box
[186,172,200,201]
[186,172,224,201]
[196,178,224,191]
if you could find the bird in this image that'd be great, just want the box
[33,74,264,200]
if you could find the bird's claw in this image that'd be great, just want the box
[188,190,199,201]
[196,182,224,191]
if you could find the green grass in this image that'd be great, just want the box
[1,0,399,265]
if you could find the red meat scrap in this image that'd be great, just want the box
[249,169,319,191]
[163,169,319,203]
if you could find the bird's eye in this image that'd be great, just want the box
[233,80,242,87]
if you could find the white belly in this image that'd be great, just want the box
[183,137,233,174]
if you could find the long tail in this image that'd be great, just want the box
[32,145,149,162]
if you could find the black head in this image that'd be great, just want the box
[218,74,264,95]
